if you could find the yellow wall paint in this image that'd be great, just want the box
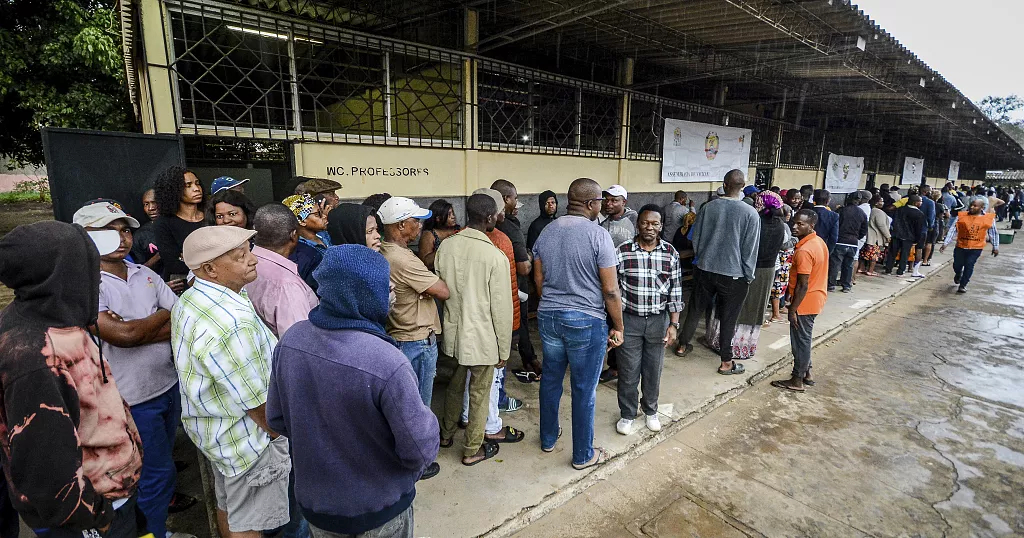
[140,0,176,134]
[476,151,620,194]
[295,143,466,197]
[773,169,819,190]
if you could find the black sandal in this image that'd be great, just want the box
[440,436,453,448]
[771,379,806,392]
[486,426,525,443]
[463,442,500,466]
[717,363,745,375]
[512,369,539,383]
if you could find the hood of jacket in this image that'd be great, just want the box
[0,221,100,328]
[537,190,558,218]
[308,244,395,345]
[325,203,376,247]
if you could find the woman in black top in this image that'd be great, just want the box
[205,189,257,229]
[152,166,206,282]
[417,199,460,271]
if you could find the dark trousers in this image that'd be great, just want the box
[680,268,749,362]
[884,238,914,275]
[617,312,669,419]
[517,299,537,363]
[953,248,983,288]
[828,244,859,291]
[131,385,180,538]
[790,314,817,379]
[0,469,18,538]
[35,496,139,538]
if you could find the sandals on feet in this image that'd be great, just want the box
[542,427,563,453]
[572,447,609,470]
[486,426,525,443]
[771,379,806,392]
[512,369,539,383]
[462,442,500,466]
[440,436,454,448]
[717,363,745,375]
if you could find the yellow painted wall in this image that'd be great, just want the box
[773,169,820,191]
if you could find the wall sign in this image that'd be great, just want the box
[661,118,752,183]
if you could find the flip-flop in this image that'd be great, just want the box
[462,442,500,466]
[771,379,806,392]
[673,343,693,357]
[542,427,563,453]
[717,363,745,375]
[572,447,609,470]
[511,369,539,383]
[486,426,525,443]
[440,436,454,448]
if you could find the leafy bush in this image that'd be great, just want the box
[1,179,51,203]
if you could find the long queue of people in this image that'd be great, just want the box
[0,166,1005,538]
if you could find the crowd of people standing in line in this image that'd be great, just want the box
[0,164,1007,538]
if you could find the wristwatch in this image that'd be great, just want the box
[670,322,680,330]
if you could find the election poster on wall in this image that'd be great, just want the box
[661,119,752,183]
[824,153,865,193]
[948,160,960,182]
[901,156,925,185]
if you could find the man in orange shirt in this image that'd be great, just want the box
[939,196,999,294]
[773,209,829,393]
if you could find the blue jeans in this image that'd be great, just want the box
[953,247,982,287]
[398,335,438,407]
[131,385,181,538]
[538,310,608,466]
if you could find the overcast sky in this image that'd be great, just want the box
[853,0,1024,119]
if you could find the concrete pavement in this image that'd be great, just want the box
[519,236,1023,537]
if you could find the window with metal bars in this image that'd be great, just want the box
[477,65,620,156]
[167,2,464,146]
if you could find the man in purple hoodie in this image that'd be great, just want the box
[267,244,439,538]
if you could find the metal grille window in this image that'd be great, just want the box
[478,63,620,156]
[628,96,730,160]
[166,1,465,146]
[778,129,822,169]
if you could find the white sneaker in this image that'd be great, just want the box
[646,414,662,432]
[616,418,634,435]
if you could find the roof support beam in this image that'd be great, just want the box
[478,0,631,52]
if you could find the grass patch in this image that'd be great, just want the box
[0,191,49,204]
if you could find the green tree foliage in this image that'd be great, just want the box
[0,0,134,167]
[979,95,1024,147]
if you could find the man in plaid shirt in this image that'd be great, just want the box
[614,204,684,435]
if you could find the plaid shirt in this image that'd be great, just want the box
[171,278,278,477]
[616,239,684,316]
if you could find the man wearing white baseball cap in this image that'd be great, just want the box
[599,184,638,248]
[170,226,292,537]
[378,196,448,479]
[74,200,199,538]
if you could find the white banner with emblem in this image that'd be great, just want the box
[901,156,925,185]
[824,153,864,193]
[661,119,752,183]
[948,160,960,182]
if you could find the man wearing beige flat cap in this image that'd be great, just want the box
[170,226,291,538]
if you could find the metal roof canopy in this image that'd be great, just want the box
[120,0,1024,171]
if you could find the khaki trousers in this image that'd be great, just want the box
[441,364,495,458]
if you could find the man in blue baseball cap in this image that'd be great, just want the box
[211,176,249,195]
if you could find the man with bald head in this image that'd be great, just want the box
[675,169,760,376]
[533,178,623,470]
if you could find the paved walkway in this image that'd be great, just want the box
[415,240,978,537]
[518,235,1023,537]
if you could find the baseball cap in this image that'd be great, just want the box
[87,230,122,256]
[743,185,760,197]
[295,178,343,196]
[377,197,432,225]
[471,188,504,212]
[716,186,727,196]
[182,226,257,270]
[602,185,628,198]
[211,176,249,194]
[73,200,141,229]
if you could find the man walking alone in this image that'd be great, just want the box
[939,196,999,294]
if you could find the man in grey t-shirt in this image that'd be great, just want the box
[662,190,690,242]
[533,178,623,470]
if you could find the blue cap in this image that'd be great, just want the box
[211,176,249,194]
[743,185,760,196]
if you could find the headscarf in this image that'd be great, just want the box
[283,194,316,221]
[754,190,783,215]
[308,244,396,346]
[325,203,375,247]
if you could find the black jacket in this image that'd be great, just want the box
[836,205,868,246]
[756,216,787,268]
[893,205,926,242]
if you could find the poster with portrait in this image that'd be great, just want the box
[948,160,960,182]
[901,156,925,185]
[661,119,752,183]
[824,153,865,194]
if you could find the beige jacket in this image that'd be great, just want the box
[435,228,513,366]
[867,207,891,246]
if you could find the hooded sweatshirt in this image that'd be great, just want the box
[267,245,438,535]
[325,203,376,247]
[0,221,142,531]
[527,190,558,249]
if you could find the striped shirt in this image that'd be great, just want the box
[616,239,684,316]
[171,277,278,477]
